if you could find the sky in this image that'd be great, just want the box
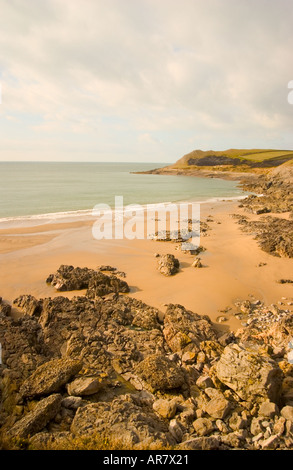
[0,0,293,163]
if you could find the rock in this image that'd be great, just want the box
[192,417,214,436]
[8,394,62,439]
[61,396,83,409]
[162,304,217,355]
[240,300,251,314]
[250,417,265,436]
[4,258,293,450]
[134,354,186,393]
[216,316,227,323]
[28,431,71,450]
[168,419,184,442]
[228,412,247,431]
[13,295,42,317]
[191,257,202,268]
[215,344,283,403]
[178,436,220,450]
[0,314,47,382]
[281,405,293,421]
[70,395,173,448]
[220,432,243,449]
[157,254,180,276]
[281,376,293,404]
[181,351,196,364]
[86,273,130,298]
[46,265,96,290]
[178,404,197,426]
[273,416,286,436]
[215,419,229,434]
[153,399,177,419]
[0,298,11,317]
[203,390,232,420]
[20,358,83,398]
[237,216,293,258]
[258,401,279,418]
[218,332,236,347]
[46,264,130,295]
[260,434,280,450]
[98,265,117,272]
[66,375,108,396]
[196,375,214,389]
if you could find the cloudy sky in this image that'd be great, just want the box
[0,0,293,163]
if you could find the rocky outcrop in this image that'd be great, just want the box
[13,295,43,317]
[235,215,293,258]
[231,163,293,259]
[1,271,293,450]
[46,264,130,295]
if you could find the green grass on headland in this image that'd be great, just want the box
[172,148,293,170]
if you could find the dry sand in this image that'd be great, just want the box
[0,200,292,332]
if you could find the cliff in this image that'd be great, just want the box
[139,149,293,179]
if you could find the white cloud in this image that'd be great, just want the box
[0,0,293,161]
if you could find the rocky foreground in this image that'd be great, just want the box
[1,262,293,451]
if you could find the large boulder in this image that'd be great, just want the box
[7,394,62,439]
[134,354,186,393]
[215,344,283,403]
[20,358,82,399]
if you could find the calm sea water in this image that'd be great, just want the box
[0,162,245,220]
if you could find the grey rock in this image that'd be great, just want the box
[178,436,220,450]
[215,344,283,403]
[193,417,214,436]
[8,394,62,439]
[134,354,186,393]
[281,405,293,421]
[258,401,279,418]
[66,375,108,396]
[153,399,177,419]
[20,358,82,398]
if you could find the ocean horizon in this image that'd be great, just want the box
[0,161,245,222]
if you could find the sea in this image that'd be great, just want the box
[0,162,246,224]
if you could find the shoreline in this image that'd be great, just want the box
[1,197,292,333]
[132,167,261,181]
[0,193,246,230]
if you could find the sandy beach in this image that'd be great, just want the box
[1,198,292,333]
